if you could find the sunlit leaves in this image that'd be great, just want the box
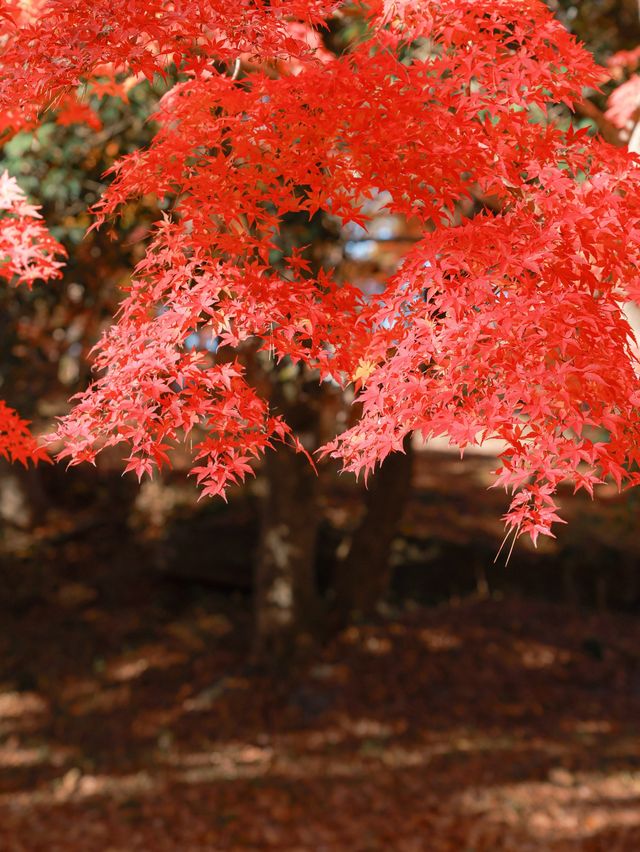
[3,0,640,538]
[0,172,64,462]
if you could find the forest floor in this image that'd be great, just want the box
[0,451,640,850]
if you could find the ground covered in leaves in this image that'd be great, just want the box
[1,450,640,850]
[2,581,640,848]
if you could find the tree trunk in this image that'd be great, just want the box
[253,440,321,661]
[333,435,413,624]
[0,460,48,531]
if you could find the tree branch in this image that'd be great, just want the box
[574,99,622,146]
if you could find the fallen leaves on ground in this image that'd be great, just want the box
[1,552,640,851]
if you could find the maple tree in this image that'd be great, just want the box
[0,170,64,463]
[2,0,640,549]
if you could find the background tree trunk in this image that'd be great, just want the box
[251,371,326,661]
[253,442,321,660]
[0,460,48,532]
[333,435,414,624]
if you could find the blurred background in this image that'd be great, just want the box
[1,2,640,849]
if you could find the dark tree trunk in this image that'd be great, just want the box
[253,442,321,660]
[333,435,413,623]
[250,367,329,661]
[0,460,48,531]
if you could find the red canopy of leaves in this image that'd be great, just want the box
[0,171,65,463]
[2,0,640,540]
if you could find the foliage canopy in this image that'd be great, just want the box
[2,0,640,542]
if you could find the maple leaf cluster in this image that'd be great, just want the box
[0,170,65,287]
[0,399,48,465]
[0,171,65,463]
[2,0,640,539]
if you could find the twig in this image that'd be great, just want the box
[574,99,622,146]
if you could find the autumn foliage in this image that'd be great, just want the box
[0,170,64,463]
[2,0,640,542]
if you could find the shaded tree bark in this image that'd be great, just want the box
[253,442,320,660]
[252,376,324,661]
[333,435,414,624]
[0,460,47,531]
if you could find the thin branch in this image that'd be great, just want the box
[628,119,640,153]
[574,99,622,146]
